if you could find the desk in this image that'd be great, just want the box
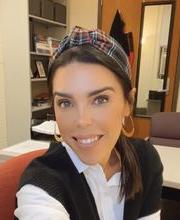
[154,145,180,190]
[0,140,49,164]
[1,141,180,189]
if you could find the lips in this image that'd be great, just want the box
[73,135,103,147]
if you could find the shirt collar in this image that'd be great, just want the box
[61,141,121,186]
[61,141,89,173]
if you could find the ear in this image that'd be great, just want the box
[129,87,136,104]
[124,87,136,116]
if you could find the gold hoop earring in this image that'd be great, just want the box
[54,123,63,142]
[121,115,134,137]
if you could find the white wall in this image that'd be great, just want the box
[68,0,98,31]
[0,8,7,148]
[0,0,31,147]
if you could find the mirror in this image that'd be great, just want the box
[134,2,175,117]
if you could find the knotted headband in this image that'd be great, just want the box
[50,26,131,79]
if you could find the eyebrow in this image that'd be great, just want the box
[53,86,115,99]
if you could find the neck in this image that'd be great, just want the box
[102,148,121,180]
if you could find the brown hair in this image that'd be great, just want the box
[48,45,142,200]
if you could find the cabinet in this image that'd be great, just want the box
[28,0,67,136]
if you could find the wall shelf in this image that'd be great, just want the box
[29,0,67,139]
[29,14,67,28]
[32,104,51,112]
[30,51,51,57]
[31,78,47,82]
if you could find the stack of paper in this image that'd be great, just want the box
[32,120,60,135]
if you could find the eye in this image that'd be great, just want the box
[56,99,73,108]
[94,95,109,105]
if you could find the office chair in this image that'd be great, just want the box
[149,112,180,148]
[0,149,46,220]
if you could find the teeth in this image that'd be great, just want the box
[77,136,99,144]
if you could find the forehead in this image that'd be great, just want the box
[52,62,123,93]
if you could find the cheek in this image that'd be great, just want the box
[92,104,125,136]
[54,108,74,135]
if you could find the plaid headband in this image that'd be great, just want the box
[51,26,131,79]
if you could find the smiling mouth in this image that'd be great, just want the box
[73,135,103,146]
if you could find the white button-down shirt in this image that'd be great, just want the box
[14,142,160,220]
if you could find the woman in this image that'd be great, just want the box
[15,26,163,220]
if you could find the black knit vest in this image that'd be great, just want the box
[17,139,162,220]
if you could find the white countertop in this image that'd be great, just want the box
[0,140,49,157]
[154,145,180,190]
[1,141,180,190]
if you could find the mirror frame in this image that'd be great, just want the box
[134,1,176,118]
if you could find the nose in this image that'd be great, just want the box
[76,106,93,128]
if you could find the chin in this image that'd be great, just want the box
[64,137,109,166]
[79,155,100,166]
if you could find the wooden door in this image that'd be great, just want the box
[102,0,180,138]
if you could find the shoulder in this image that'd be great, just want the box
[128,138,163,180]
[18,142,70,188]
[29,141,67,167]
[129,138,162,169]
[129,138,158,156]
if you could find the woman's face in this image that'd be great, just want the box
[53,61,131,167]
